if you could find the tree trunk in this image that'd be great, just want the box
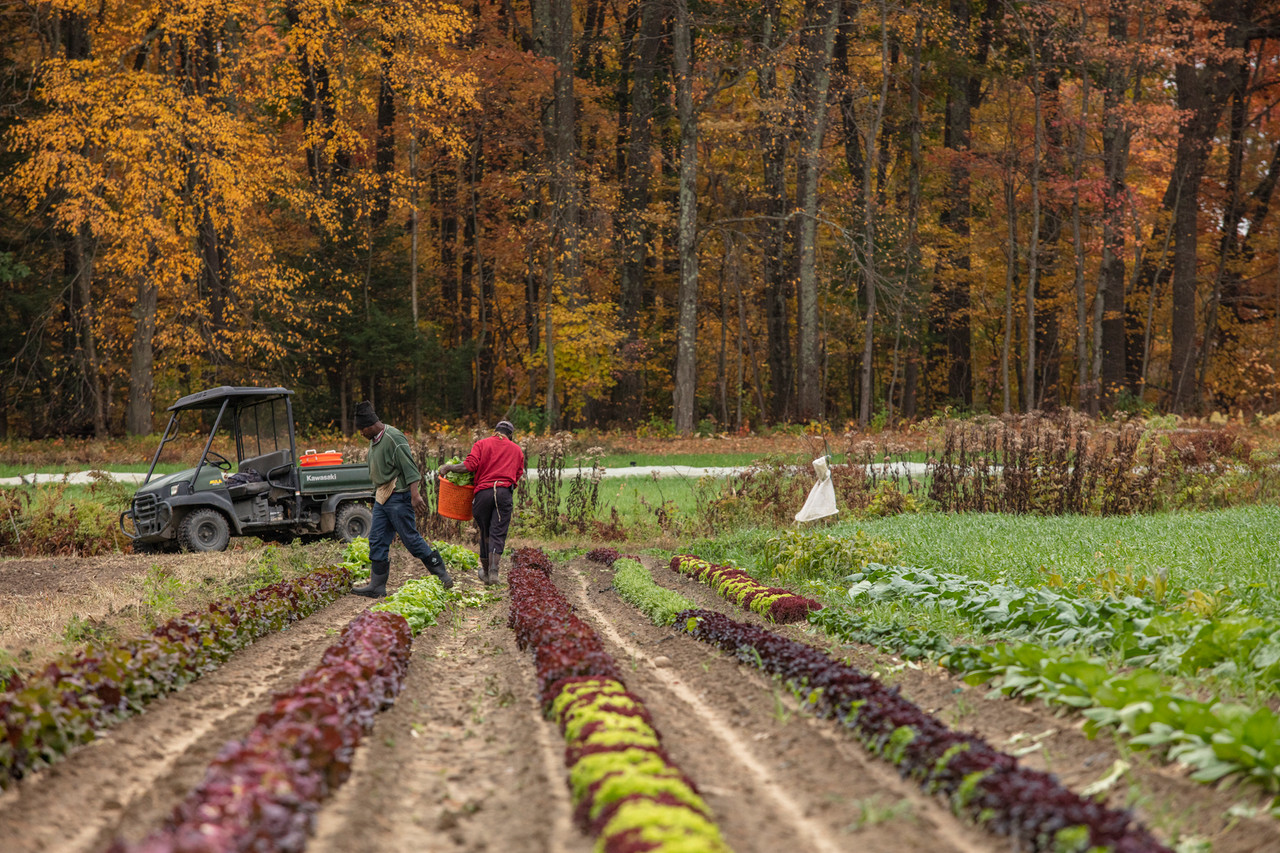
[1096,6,1130,411]
[126,275,159,435]
[372,46,395,226]
[546,0,578,427]
[931,0,993,409]
[615,0,663,421]
[436,167,459,343]
[859,0,890,428]
[1199,62,1250,394]
[72,223,106,436]
[1219,138,1280,328]
[464,127,489,417]
[672,0,699,435]
[525,234,541,357]
[835,4,866,218]
[409,135,421,433]
[901,12,924,420]
[1024,30,1042,413]
[1002,167,1017,416]
[1169,58,1229,411]
[733,243,768,427]
[718,250,729,426]
[1035,61,1065,411]
[794,0,840,422]
[1071,3,1090,411]
[618,0,662,325]
[759,0,792,422]
[1164,0,1254,411]
[461,135,480,346]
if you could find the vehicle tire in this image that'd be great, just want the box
[178,508,231,553]
[335,501,373,543]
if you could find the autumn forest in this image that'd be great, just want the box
[1,0,1279,437]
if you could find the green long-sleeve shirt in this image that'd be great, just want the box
[368,425,421,493]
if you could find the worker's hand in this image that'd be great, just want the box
[409,481,428,515]
[439,463,460,475]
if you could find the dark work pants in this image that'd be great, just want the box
[369,491,435,563]
[472,485,514,566]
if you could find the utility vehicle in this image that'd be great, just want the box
[120,386,374,552]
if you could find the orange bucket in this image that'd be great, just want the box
[437,478,475,521]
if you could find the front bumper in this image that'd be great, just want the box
[120,492,172,540]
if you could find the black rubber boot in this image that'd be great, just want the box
[352,560,389,598]
[423,550,454,590]
[478,557,489,584]
[486,553,502,586]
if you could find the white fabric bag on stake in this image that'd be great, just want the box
[795,456,838,522]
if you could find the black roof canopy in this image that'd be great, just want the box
[167,386,293,412]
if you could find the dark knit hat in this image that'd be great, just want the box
[354,401,379,429]
[495,420,515,436]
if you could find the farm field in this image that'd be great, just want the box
[6,418,1280,852]
[2,536,1279,853]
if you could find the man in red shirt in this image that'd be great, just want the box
[439,420,525,584]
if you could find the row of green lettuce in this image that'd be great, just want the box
[342,537,494,631]
[341,537,480,582]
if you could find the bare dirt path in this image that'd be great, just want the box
[309,597,591,853]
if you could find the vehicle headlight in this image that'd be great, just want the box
[170,484,181,496]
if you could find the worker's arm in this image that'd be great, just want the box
[441,442,482,475]
[391,437,427,514]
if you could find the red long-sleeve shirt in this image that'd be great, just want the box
[463,435,526,490]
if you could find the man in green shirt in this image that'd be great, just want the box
[351,400,453,597]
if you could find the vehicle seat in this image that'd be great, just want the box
[239,448,293,477]
[228,480,273,500]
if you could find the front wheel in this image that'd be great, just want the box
[178,508,231,552]
[335,502,373,543]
